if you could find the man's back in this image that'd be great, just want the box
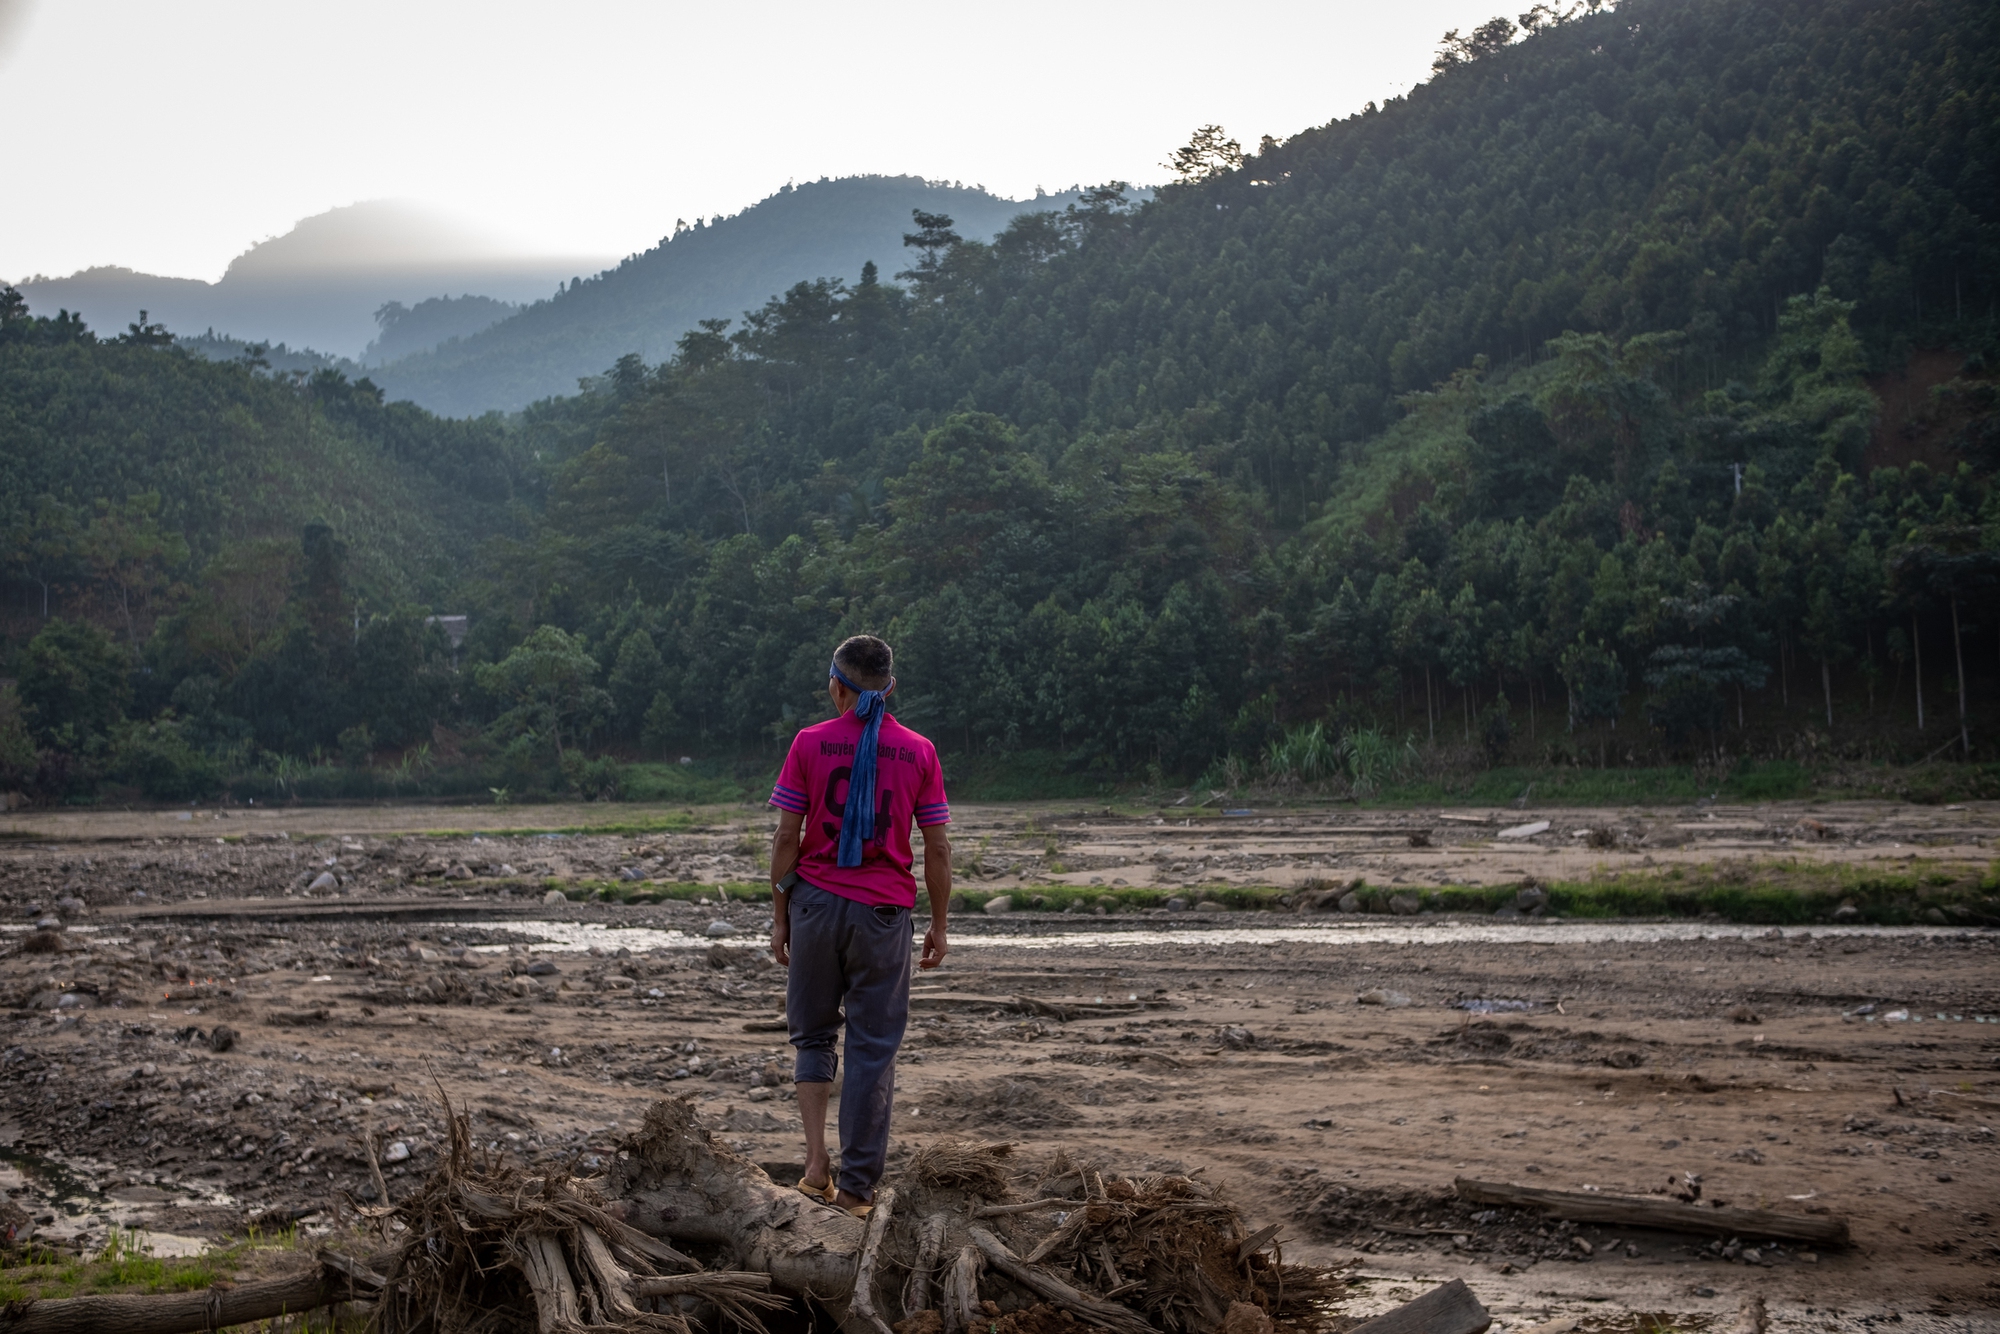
[770,711,948,907]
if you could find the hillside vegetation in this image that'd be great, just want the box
[368,177,1089,414]
[2,0,1995,806]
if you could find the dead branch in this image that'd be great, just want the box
[848,1185,897,1334]
[966,1225,1155,1334]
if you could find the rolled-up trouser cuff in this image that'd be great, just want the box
[792,1047,837,1085]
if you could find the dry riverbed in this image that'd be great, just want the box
[1,799,1996,1329]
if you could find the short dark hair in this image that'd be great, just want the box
[832,635,894,691]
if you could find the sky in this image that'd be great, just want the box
[2,0,1516,283]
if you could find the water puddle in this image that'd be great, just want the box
[1,1145,231,1255]
[473,918,1961,954]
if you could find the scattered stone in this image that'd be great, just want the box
[1337,892,1362,913]
[1357,989,1412,1008]
[384,1141,412,1163]
[1389,892,1421,915]
[307,872,338,893]
[208,1025,239,1053]
[498,864,518,876]
[55,896,85,917]
[982,895,1013,916]
[1166,898,1188,912]
[447,864,474,880]
[1218,1026,1256,1049]
[1514,884,1548,912]
[1728,1004,1761,1024]
[525,960,560,977]
[543,889,569,905]
[1922,906,1948,925]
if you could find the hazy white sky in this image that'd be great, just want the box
[3,0,1514,282]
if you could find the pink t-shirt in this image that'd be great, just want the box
[769,710,950,908]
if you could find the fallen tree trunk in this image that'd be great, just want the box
[1453,1178,1849,1245]
[611,1099,874,1318]
[0,1252,385,1334]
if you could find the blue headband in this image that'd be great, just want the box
[831,660,893,867]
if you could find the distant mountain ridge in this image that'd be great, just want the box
[367,176,1091,415]
[14,201,605,360]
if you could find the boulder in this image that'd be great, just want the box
[1389,892,1421,915]
[543,889,569,906]
[982,895,1013,915]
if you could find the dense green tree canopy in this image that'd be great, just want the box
[2,0,1995,801]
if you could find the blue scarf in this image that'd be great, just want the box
[831,662,892,867]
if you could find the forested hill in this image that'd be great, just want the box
[368,178,1088,416]
[2,0,1996,805]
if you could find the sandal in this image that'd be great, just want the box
[796,1177,833,1203]
[844,1202,873,1219]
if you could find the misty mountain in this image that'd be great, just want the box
[14,201,605,360]
[366,176,1093,416]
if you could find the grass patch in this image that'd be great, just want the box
[618,762,749,805]
[0,1231,229,1302]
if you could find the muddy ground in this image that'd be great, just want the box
[2,799,1997,1330]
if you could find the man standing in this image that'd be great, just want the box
[768,634,950,1215]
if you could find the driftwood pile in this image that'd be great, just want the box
[0,1095,1390,1334]
[365,1097,787,1333]
[609,1099,1348,1334]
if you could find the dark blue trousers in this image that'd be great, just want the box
[785,880,911,1201]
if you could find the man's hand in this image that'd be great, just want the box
[919,822,951,971]
[919,919,948,970]
[770,809,803,967]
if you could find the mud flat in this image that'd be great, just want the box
[1,800,1995,1328]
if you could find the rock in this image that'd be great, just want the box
[55,896,85,917]
[525,959,560,976]
[1218,1026,1256,1049]
[498,864,518,876]
[208,1026,238,1053]
[1389,891,1421,915]
[982,895,1013,915]
[510,976,538,996]
[446,864,474,880]
[1357,988,1412,1008]
[1165,897,1188,912]
[34,916,63,932]
[1922,906,1948,925]
[1515,884,1548,912]
[1337,892,1361,913]
[605,976,635,989]
[543,889,569,905]
[1831,902,1860,922]
[1498,820,1551,840]
[410,946,442,963]
[307,872,338,893]
[383,1141,411,1163]
[705,920,739,937]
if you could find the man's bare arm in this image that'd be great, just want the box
[769,809,804,965]
[919,823,950,970]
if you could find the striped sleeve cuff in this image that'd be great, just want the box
[915,801,951,827]
[769,784,809,814]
